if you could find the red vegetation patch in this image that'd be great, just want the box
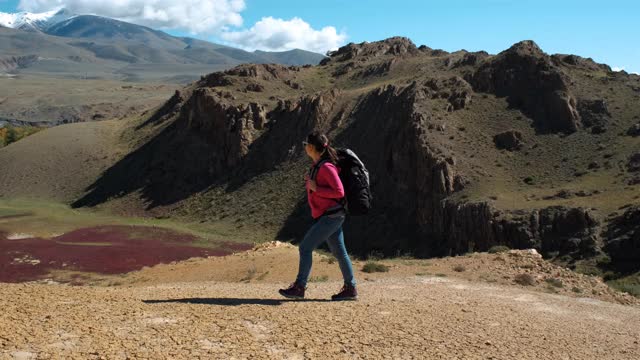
[0,225,251,283]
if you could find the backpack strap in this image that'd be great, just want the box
[308,159,346,210]
[309,159,329,180]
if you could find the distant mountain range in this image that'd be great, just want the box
[0,9,326,83]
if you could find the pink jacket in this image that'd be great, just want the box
[306,161,345,219]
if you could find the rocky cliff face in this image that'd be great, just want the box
[604,206,640,271]
[76,37,640,266]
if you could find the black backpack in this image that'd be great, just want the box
[311,149,372,216]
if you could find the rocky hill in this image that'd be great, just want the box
[9,37,637,272]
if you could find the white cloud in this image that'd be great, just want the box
[18,0,246,33]
[16,1,346,53]
[612,66,640,75]
[221,16,347,53]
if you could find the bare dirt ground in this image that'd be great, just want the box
[1,244,639,359]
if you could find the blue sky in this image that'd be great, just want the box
[2,0,638,73]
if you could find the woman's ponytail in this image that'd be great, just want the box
[306,131,339,165]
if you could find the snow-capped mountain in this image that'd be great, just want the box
[0,9,75,32]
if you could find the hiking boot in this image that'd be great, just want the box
[279,282,306,299]
[331,284,358,301]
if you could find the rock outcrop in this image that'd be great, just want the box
[422,77,473,111]
[552,54,611,72]
[493,130,524,151]
[470,41,581,134]
[224,63,294,81]
[604,206,640,270]
[449,51,490,68]
[430,204,599,257]
[321,37,419,65]
[578,99,610,134]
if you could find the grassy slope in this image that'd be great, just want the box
[0,198,256,245]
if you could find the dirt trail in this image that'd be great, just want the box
[1,274,639,359]
[1,245,639,359]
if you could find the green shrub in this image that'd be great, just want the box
[488,245,510,254]
[607,273,640,297]
[545,278,564,288]
[362,262,389,273]
[309,275,329,283]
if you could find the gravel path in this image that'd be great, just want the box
[1,275,639,359]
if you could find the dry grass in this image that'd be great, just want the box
[515,273,536,286]
[362,262,390,273]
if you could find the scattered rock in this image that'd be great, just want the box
[543,189,596,200]
[284,80,304,90]
[627,123,640,137]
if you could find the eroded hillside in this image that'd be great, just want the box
[16,37,638,269]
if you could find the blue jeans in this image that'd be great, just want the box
[296,213,356,288]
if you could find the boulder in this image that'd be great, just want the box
[628,152,640,172]
[245,83,265,92]
[627,123,640,137]
[494,130,524,151]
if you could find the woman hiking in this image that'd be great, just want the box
[279,132,358,301]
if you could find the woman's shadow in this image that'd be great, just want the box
[143,298,331,306]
